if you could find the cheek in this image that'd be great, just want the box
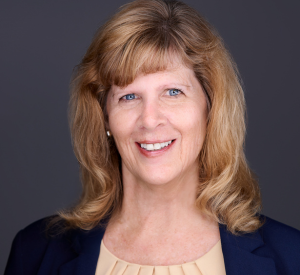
[108,109,137,154]
[179,104,206,134]
[176,105,207,158]
[188,116,206,149]
[109,113,128,144]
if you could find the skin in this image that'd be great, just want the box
[104,61,220,265]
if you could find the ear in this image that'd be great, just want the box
[103,102,110,131]
[105,122,110,132]
[98,86,110,132]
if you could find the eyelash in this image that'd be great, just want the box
[120,88,183,101]
[168,88,183,96]
[121,94,136,101]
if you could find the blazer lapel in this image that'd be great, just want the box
[219,224,277,275]
[58,226,105,275]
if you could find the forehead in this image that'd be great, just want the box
[104,47,192,89]
[112,62,196,92]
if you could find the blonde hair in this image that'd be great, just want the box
[59,0,262,234]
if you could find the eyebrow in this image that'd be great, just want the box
[157,83,192,90]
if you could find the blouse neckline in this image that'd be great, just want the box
[96,239,226,275]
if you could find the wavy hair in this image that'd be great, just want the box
[58,0,262,234]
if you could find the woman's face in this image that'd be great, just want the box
[106,62,208,186]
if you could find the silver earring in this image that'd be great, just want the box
[106,131,111,137]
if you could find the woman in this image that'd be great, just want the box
[5,0,300,274]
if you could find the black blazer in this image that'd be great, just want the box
[5,216,300,275]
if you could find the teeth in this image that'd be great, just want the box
[153,143,161,150]
[140,140,173,151]
[146,144,154,150]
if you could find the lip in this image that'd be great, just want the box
[136,139,174,144]
[135,139,176,157]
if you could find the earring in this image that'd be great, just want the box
[106,130,111,137]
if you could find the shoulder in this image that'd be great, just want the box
[14,216,52,246]
[220,216,300,274]
[5,216,77,275]
[256,216,300,274]
[7,217,53,261]
[11,215,72,251]
[259,215,300,248]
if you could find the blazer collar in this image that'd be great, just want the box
[219,224,277,275]
[58,223,277,275]
[58,225,105,275]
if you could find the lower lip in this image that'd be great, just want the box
[136,140,175,157]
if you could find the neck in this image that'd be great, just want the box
[110,163,212,233]
[104,164,220,264]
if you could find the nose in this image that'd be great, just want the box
[139,99,166,130]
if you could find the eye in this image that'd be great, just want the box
[168,89,182,96]
[121,93,136,101]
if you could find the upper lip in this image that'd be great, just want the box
[136,139,174,144]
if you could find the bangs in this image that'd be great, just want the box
[99,31,191,88]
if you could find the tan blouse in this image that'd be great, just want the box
[95,240,226,275]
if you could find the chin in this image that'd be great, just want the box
[139,170,180,187]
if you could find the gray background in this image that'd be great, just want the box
[1,0,299,273]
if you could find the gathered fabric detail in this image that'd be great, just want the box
[95,240,226,275]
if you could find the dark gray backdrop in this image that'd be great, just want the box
[1,0,299,273]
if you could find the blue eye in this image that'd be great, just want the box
[168,89,181,96]
[122,94,136,100]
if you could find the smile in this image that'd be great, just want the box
[139,140,174,151]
